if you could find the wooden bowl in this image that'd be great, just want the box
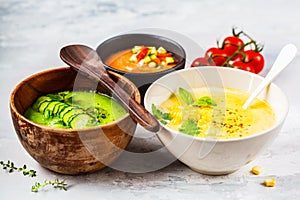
[10,67,140,175]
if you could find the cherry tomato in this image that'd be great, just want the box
[191,57,212,67]
[222,36,244,55]
[232,61,256,73]
[205,47,228,66]
[244,50,264,73]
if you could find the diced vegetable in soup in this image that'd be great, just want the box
[105,46,177,73]
[152,87,276,139]
[24,91,127,129]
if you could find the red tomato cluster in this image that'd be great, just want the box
[191,28,265,74]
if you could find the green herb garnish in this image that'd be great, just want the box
[179,119,200,136]
[46,91,74,104]
[193,96,217,107]
[152,104,171,124]
[46,94,63,102]
[1,160,68,192]
[0,160,36,177]
[31,178,68,192]
[178,88,193,105]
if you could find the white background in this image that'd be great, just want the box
[0,0,300,199]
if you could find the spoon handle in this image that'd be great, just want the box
[60,45,160,132]
[242,44,297,109]
[92,68,161,132]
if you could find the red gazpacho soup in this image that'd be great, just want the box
[105,46,178,73]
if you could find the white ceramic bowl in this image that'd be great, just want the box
[144,67,289,175]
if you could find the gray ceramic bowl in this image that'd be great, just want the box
[96,33,186,100]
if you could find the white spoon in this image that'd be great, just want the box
[242,44,297,109]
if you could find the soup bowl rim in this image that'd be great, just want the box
[96,33,186,75]
[144,66,289,142]
[10,66,139,134]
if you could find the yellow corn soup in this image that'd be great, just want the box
[153,87,276,139]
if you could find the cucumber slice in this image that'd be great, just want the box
[42,101,59,117]
[59,106,73,119]
[46,101,59,113]
[157,46,167,54]
[53,102,65,115]
[32,96,52,111]
[69,114,91,129]
[48,119,66,128]
[132,46,142,54]
[38,101,51,113]
[62,108,85,126]
[44,109,51,119]
[57,104,69,116]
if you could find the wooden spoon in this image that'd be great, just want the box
[60,44,160,132]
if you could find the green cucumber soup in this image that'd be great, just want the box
[24,91,127,129]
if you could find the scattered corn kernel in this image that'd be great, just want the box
[263,178,276,187]
[251,165,262,175]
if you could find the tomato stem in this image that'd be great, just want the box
[254,43,264,52]
[232,27,264,52]
[232,27,244,37]
[216,40,221,49]
[222,40,255,66]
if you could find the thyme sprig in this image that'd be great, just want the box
[1,160,68,192]
[0,160,36,177]
[31,178,68,192]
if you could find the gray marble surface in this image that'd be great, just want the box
[1,0,300,199]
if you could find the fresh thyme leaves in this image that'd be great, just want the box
[31,178,68,192]
[178,87,193,105]
[152,104,171,124]
[0,160,36,177]
[0,160,68,192]
[179,119,200,136]
[193,96,217,107]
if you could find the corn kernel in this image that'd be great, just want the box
[263,178,276,187]
[251,165,262,175]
